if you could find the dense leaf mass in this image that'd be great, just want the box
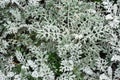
[0,0,120,80]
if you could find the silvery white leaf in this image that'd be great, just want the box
[83,66,94,75]
[99,74,110,80]
[105,14,113,20]
[111,54,120,61]
[113,4,117,15]
[107,66,112,78]
[15,51,24,63]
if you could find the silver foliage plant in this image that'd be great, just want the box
[0,0,120,80]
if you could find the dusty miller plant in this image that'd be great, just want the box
[0,0,120,80]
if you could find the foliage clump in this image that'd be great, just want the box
[0,0,120,80]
